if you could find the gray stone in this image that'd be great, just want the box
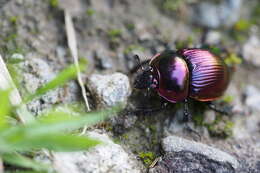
[193,0,242,28]
[205,31,221,44]
[243,35,260,67]
[162,135,239,169]
[87,73,131,108]
[149,151,235,173]
[53,131,141,173]
[244,85,260,112]
[203,110,216,124]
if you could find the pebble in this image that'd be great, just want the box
[87,72,131,108]
[244,85,260,112]
[243,35,260,67]
[162,135,239,169]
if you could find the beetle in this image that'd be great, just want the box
[133,48,230,122]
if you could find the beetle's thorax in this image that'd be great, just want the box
[150,51,190,103]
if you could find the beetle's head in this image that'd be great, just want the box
[133,55,158,89]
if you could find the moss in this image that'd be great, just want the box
[221,95,234,104]
[49,0,58,8]
[122,134,129,140]
[125,23,135,31]
[193,113,205,126]
[207,116,234,138]
[224,53,242,66]
[123,44,145,54]
[9,16,18,25]
[252,4,260,25]
[107,29,122,38]
[207,46,222,56]
[175,36,194,49]
[234,20,251,32]
[162,0,183,12]
[107,29,122,49]
[138,151,156,166]
[86,8,95,17]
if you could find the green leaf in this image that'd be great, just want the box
[36,105,120,133]
[3,133,100,152]
[2,153,49,171]
[5,171,47,173]
[25,61,87,102]
[0,105,121,152]
[0,89,11,129]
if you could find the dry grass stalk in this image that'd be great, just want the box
[0,55,34,123]
[64,11,91,112]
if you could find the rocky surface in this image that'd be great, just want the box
[0,0,260,172]
[53,131,142,173]
[149,151,235,173]
[162,136,239,169]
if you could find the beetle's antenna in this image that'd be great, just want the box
[133,54,145,71]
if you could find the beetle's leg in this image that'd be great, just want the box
[183,99,191,122]
[183,99,201,140]
[207,102,233,115]
[130,59,150,74]
[134,101,168,115]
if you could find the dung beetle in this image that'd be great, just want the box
[133,48,230,121]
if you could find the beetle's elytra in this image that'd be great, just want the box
[133,48,230,103]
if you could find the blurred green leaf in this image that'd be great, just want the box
[0,89,11,129]
[5,133,100,152]
[5,171,46,173]
[0,105,121,153]
[2,153,49,171]
[25,60,87,102]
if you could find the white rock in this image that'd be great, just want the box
[162,135,239,169]
[243,35,260,66]
[88,73,131,108]
[244,85,260,111]
[205,31,221,44]
[53,131,141,173]
[193,0,242,28]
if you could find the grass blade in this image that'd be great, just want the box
[2,153,49,171]
[0,105,121,152]
[0,90,11,129]
[3,134,101,152]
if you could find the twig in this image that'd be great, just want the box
[64,11,91,112]
[0,55,34,123]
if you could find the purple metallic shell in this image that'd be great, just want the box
[150,51,189,103]
[179,49,229,101]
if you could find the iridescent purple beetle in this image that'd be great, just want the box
[133,49,230,120]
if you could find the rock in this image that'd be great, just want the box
[53,131,141,173]
[162,135,239,169]
[203,110,216,124]
[87,72,131,108]
[243,35,260,67]
[244,85,260,112]
[149,151,235,173]
[205,31,221,45]
[193,0,242,28]
[10,53,25,61]
[94,49,113,70]
[23,57,62,114]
